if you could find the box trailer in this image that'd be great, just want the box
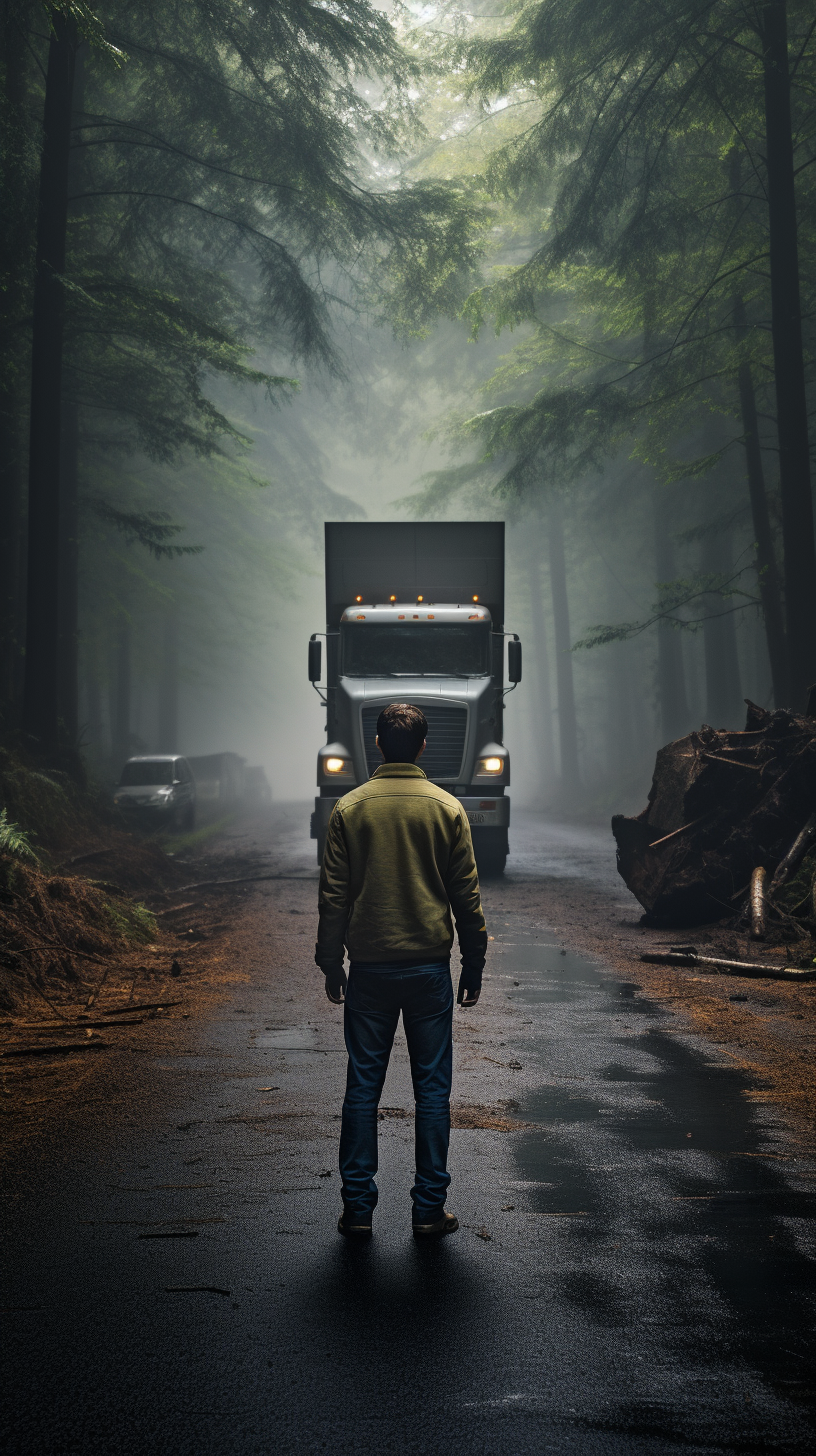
[308,522,521,875]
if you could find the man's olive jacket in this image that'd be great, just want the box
[315,762,487,968]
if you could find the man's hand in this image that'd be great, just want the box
[322,964,347,1005]
[457,967,482,1008]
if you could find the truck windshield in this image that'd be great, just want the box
[119,760,175,786]
[342,624,490,677]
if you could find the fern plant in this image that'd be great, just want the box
[0,808,39,863]
[103,898,157,944]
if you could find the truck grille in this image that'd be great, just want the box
[362,704,467,781]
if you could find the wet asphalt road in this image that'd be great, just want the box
[2,809,815,1454]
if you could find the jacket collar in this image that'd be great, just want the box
[371,762,427,779]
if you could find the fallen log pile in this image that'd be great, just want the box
[612,698,816,929]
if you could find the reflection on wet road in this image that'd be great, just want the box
[499,930,815,1430]
[2,819,814,1454]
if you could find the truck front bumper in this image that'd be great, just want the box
[458,796,510,830]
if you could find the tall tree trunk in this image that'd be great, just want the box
[762,1,816,707]
[57,396,79,742]
[547,500,580,794]
[0,383,24,718]
[84,628,104,754]
[653,493,689,742]
[526,540,556,794]
[157,604,179,751]
[0,1,35,721]
[55,43,86,749]
[701,525,743,728]
[111,618,131,769]
[733,297,787,707]
[606,639,641,781]
[753,608,773,708]
[22,13,77,748]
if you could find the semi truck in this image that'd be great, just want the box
[308,522,521,875]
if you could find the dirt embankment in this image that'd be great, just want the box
[0,812,278,1155]
[1,743,194,1022]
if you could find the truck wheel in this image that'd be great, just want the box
[471,827,508,878]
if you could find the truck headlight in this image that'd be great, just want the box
[477,756,503,775]
[325,757,348,774]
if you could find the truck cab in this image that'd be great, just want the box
[309,522,521,875]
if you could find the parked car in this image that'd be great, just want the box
[187,752,245,810]
[113,755,196,830]
[244,765,273,806]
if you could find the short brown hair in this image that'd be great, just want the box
[376,702,428,762]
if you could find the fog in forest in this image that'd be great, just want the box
[2,0,813,824]
[77,323,777,815]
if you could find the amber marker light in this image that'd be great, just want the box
[355,595,363,603]
[325,757,346,774]
[417,595,424,602]
[390,595,396,602]
[472,595,479,602]
[479,756,503,774]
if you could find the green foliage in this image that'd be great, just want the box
[0,807,39,863]
[0,0,487,745]
[573,566,761,649]
[386,0,813,724]
[66,266,290,463]
[103,896,156,943]
[442,0,815,493]
[367,183,487,338]
[4,1,483,582]
[91,503,203,559]
[44,2,124,59]
[67,0,479,378]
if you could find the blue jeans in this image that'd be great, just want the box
[340,961,453,1219]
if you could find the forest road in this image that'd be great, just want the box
[2,806,815,1454]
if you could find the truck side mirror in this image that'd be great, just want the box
[308,637,322,683]
[508,638,522,684]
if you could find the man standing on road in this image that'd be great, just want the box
[315,702,487,1240]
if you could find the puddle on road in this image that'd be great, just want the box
[492,940,601,1004]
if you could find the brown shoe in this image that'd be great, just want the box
[412,1209,459,1239]
[337,1211,372,1238]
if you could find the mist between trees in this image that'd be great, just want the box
[0,1,813,813]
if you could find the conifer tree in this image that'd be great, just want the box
[446,0,815,708]
[2,0,482,750]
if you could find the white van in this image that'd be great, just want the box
[113,755,196,831]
